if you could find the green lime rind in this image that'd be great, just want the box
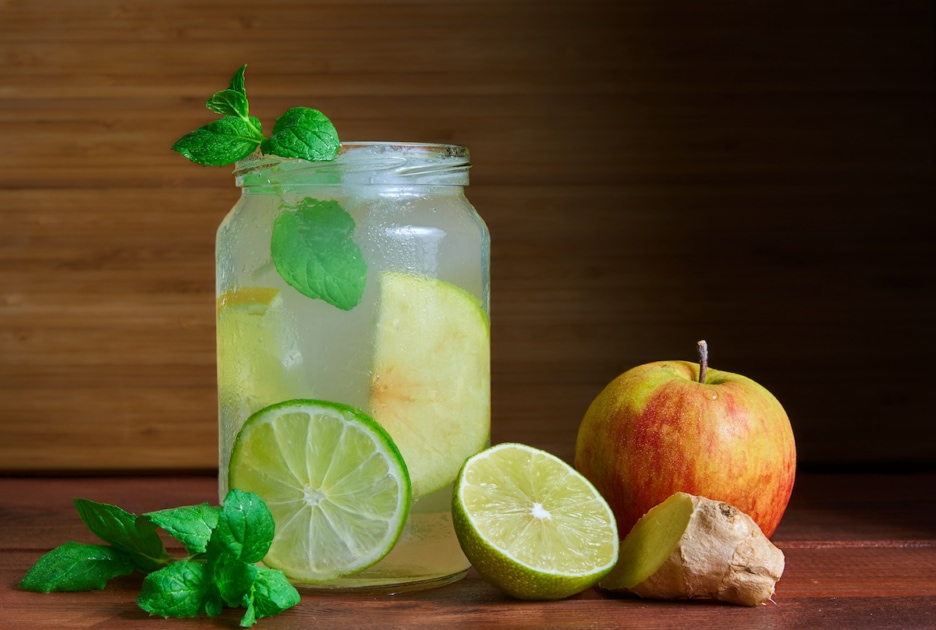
[230,399,411,583]
[452,443,619,601]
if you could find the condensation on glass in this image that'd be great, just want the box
[215,143,491,591]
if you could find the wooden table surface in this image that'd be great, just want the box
[2,471,934,628]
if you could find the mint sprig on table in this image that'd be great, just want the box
[173,65,339,166]
[19,489,300,627]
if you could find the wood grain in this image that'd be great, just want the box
[1,0,934,471]
[2,473,934,628]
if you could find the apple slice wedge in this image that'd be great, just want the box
[369,271,490,498]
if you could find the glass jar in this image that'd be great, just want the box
[215,142,490,591]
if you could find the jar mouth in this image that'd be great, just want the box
[234,142,471,187]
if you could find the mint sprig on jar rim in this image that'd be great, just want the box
[174,65,357,311]
[172,65,339,166]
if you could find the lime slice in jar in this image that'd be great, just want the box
[369,271,490,498]
[229,399,411,583]
[216,287,305,415]
[452,443,619,600]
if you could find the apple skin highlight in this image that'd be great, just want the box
[574,360,796,539]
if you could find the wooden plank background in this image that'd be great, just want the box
[1,0,934,473]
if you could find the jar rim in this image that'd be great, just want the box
[233,142,471,186]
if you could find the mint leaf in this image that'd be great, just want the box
[138,560,212,619]
[212,553,259,608]
[145,503,220,554]
[241,601,259,628]
[172,116,264,166]
[207,67,252,122]
[228,64,247,94]
[206,89,250,118]
[271,198,367,310]
[73,499,167,571]
[204,593,224,618]
[243,566,301,626]
[260,107,340,161]
[214,489,275,563]
[19,542,135,592]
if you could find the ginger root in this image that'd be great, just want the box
[599,492,784,606]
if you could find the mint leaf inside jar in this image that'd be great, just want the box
[270,197,367,311]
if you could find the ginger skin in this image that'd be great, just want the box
[601,493,785,606]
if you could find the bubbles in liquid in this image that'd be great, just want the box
[381,225,446,276]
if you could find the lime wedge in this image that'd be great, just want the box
[229,399,411,583]
[452,443,619,600]
[369,271,490,498]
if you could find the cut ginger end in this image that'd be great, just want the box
[599,492,785,607]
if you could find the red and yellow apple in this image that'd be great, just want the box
[574,342,795,539]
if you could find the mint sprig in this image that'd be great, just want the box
[173,65,339,166]
[20,489,300,627]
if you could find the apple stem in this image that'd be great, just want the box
[697,340,708,384]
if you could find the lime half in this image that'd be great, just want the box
[452,443,619,600]
[229,399,411,583]
[369,271,490,498]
